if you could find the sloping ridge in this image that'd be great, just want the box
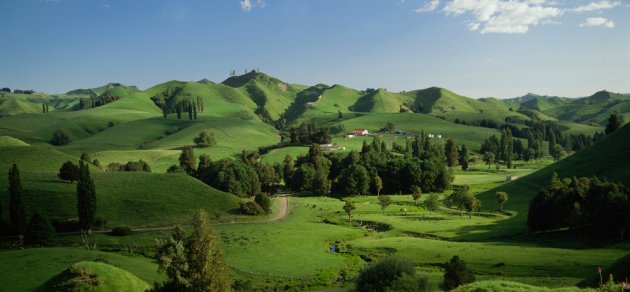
[352,89,412,113]
[543,90,630,126]
[38,261,150,292]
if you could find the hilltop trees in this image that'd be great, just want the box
[50,129,70,145]
[193,130,216,148]
[58,161,79,183]
[9,164,26,235]
[154,210,232,291]
[77,161,96,232]
[606,114,621,135]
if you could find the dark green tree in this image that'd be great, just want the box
[76,161,96,232]
[58,161,79,183]
[496,191,509,211]
[443,255,475,290]
[80,152,92,163]
[411,185,422,206]
[444,138,458,168]
[179,146,196,175]
[425,193,440,214]
[9,164,27,235]
[356,256,429,292]
[254,193,272,214]
[24,212,55,246]
[458,145,469,171]
[282,155,295,187]
[50,129,70,145]
[605,113,621,135]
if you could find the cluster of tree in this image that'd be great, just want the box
[605,113,622,135]
[254,106,273,124]
[93,94,120,108]
[379,122,395,133]
[1,87,11,93]
[50,129,70,146]
[12,89,35,94]
[528,173,630,241]
[285,133,453,197]
[455,118,499,129]
[444,185,481,218]
[106,160,151,172]
[480,128,518,167]
[152,210,231,291]
[287,122,331,144]
[42,102,50,113]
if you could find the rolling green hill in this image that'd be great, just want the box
[403,87,529,125]
[352,89,413,113]
[542,90,630,126]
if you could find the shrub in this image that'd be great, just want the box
[51,129,70,145]
[110,226,133,236]
[166,164,185,174]
[255,193,272,214]
[239,201,263,215]
[193,130,216,148]
[443,255,475,290]
[25,212,55,246]
[356,256,428,291]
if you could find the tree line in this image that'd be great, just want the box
[528,173,630,241]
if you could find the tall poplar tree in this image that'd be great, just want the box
[77,160,96,232]
[9,164,26,235]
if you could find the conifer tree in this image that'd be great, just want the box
[76,161,96,232]
[9,164,26,235]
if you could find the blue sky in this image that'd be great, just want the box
[1,0,629,98]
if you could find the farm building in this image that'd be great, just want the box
[352,129,369,136]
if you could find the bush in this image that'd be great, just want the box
[255,193,272,214]
[51,129,70,145]
[356,256,428,291]
[110,226,133,236]
[443,255,475,290]
[239,201,263,215]
[166,164,186,174]
[193,130,216,148]
[25,213,55,246]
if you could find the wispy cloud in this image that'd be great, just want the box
[580,17,615,28]
[240,0,266,12]
[573,1,619,13]
[415,0,440,13]
[443,0,563,34]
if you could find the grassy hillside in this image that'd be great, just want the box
[579,253,630,288]
[0,248,162,292]
[352,89,413,113]
[455,280,585,291]
[39,261,150,292]
[0,135,29,146]
[475,122,630,237]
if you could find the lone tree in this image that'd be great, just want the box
[378,195,392,214]
[411,186,422,206]
[154,210,232,291]
[193,130,216,148]
[50,129,70,145]
[496,191,509,211]
[58,161,79,183]
[343,200,355,221]
[77,160,96,233]
[443,255,475,290]
[425,194,440,214]
[373,175,383,196]
[9,164,27,235]
[605,113,621,135]
[179,146,196,175]
[483,152,495,169]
